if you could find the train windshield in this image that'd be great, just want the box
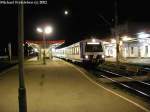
[85,43,103,52]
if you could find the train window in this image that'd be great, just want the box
[76,47,78,54]
[75,47,77,55]
[74,48,76,54]
[74,48,76,55]
[72,47,74,55]
[85,43,103,52]
[70,48,72,55]
[77,47,79,54]
[131,47,134,54]
[75,47,77,54]
[73,47,75,55]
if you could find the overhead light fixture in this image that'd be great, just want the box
[111,39,116,43]
[92,38,96,43]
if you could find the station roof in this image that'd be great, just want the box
[26,40,65,44]
[25,40,65,49]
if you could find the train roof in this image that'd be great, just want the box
[56,41,75,49]
[56,38,102,49]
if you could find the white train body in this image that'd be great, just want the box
[54,38,105,65]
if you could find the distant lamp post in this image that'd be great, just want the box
[37,25,53,64]
[64,10,69,15]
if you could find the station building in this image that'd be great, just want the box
[103,22,150,63]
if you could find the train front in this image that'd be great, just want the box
[82,39,105,65]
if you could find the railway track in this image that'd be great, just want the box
[61,58,150,100]
[0,61,17,73]
[88,65,150,99]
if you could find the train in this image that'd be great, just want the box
[53,38,105,66]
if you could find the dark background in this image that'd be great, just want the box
[0,0,150,55]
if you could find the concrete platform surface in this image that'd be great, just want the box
[0,58,149,112]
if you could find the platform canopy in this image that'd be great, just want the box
[26,40,65,44]
[25,40,65,49]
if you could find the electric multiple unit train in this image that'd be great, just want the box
[53,38,105,65]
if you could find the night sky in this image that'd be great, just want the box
[0,0,150,48]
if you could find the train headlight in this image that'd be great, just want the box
[85,55,88,59]
[102,55,105,58]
